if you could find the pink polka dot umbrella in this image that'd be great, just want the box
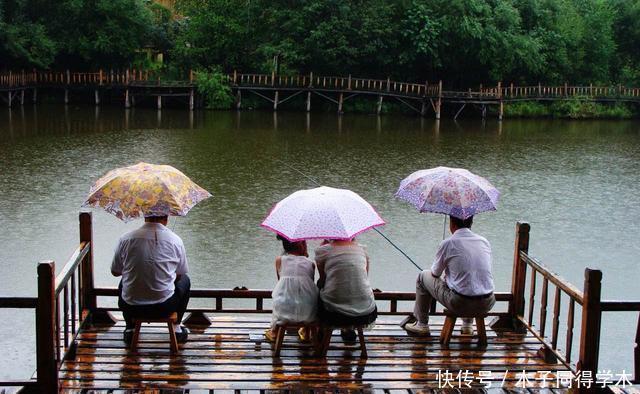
[261,186,385,241]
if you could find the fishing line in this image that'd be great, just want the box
[274,158,423,271]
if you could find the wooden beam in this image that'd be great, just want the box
[577,268,602,379]
[36,261,58,392]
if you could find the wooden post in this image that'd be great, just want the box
[233,70,237,84]
[436,80,442,120]
[493,222,529,331]
[64,89,69,105]
[273,91,279,111]
[306,91,311,112]
[66,69,70,84]
[577,269,602,382]
[99,69,103,86]
[125,69,130,85]
[235,90,241,110]
[189,89,194,111]
[33,88,37,103]
[497,82,503,121]
[36,261,58,392]
[386,77,391,92]
[420,100,427,117]
[309,72,313,87]
[124,89,130,109]
[94,90,100,106]
[20,89,24,105]
[337,92,343,114]
[7,92,11,108]
[189,69,194,84]
[79,212,96,314]
[348,75,352,90]
[271,71,275,86]
[510,83,514,97]
[376,96,383,115]
[157,95,162,110]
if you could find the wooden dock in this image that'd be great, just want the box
[1,70,640,119]
[61,314,569,391]
[0,214,639,393]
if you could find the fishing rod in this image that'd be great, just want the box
[274,158,424,271]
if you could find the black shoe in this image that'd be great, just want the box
[176,326,190,343]
[123,329,134,345]
[340,328,357,343]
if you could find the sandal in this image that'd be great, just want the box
[264,329,277,342]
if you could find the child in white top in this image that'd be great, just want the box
[265,235,318,342]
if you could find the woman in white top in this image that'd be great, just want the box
[265,235,318,342]
[315,238,377,340]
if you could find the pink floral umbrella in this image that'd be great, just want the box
[395,167,500,219]
[261,186,385,241]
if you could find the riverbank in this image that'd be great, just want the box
[503,100,637,119]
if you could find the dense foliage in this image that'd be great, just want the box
[1,0,640,87]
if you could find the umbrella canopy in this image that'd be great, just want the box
[261,186,385,241]
[82,162,212,222]
[395,166,500,219]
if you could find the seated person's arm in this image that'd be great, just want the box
[175,243,189,282]
[430,241,447,278]
[110,240,123,277]
[274,256,282,280]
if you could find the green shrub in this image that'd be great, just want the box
[195,68,234,109]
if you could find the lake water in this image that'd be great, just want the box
[0,105,638,380]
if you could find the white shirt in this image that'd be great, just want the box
[111,222,188,305]
[430,228,494,296]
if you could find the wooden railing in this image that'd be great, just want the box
[0,212,95,392]
[509,222,640,385]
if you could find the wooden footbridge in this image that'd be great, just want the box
[0,213,639,392]
[2,70,640,119]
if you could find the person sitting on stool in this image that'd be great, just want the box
[404,215,495,336]
[111,215,191,344]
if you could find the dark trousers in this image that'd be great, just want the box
[118,275,191,329]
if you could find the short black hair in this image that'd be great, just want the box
[276,234,304,254]
[450,215,473,228]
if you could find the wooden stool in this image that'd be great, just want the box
[440,310,487,348]
[317,325,367,358]
[273,322,318,357]
[130,312,179,353]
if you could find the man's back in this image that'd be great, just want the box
[432,228,494,296]
[111,222,188,305]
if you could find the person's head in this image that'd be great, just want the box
[277,235,307,256]
[449,215,473,233]
[145,215,169,226]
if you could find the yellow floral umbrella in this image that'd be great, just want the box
[82,162,212,222]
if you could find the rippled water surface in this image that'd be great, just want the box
[0,105,638,379]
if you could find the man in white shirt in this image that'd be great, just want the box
[404,215,496,336]
[111,215,191,343]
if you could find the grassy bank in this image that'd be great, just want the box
[504,100,637,119]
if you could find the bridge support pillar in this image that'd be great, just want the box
[376,96,383,115]
[131,95,135,107]
[189,89,194,111]
[64,89,69,105]
[235,90,241,110]
[32,88,37,103]
[157,95,162,110]
[435,98,441,120]
[20,89,24,106]
[498,101,503,121]
[273,91,279,111]
[420,100,427,117]
[338,93,343,114]
[94,90,100,106]
[306,91,311,112]
[124,89,130,109]
[7,91,11,108]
